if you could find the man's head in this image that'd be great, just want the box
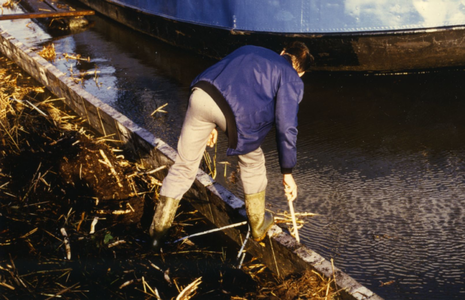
[281,41,314,76]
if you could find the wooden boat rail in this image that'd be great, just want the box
[0,10,95,21]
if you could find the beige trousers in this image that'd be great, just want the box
[160,88,267,200]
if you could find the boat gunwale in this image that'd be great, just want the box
[106,0,465,37]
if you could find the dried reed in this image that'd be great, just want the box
[38,43,56,62]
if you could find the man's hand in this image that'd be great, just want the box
[283,174,297,202]
[207,128,218,148]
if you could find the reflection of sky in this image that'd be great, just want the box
[412,0,465,25]
[344,0,465,30]
[0,7,120,105]
[344,0,417,29]
[0,7,51,45]
[50,36,119,104]
[114,0,465,32]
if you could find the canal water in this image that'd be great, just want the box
[2,4,465,299]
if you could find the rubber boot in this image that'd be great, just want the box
[245,190,274,242]
[149,195,181,249]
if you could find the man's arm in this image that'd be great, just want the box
[275,78,303,171]
[275,79,303,201]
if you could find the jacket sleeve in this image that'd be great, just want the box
[275,79,304,174]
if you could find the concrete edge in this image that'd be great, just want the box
[0,28,383,300]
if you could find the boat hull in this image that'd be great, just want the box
[77,0,465,72]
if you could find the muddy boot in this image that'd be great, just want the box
[245,190,274,242]
[149,195,181,249]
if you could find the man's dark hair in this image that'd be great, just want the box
[282,41,314,73]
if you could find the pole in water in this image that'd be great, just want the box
[289,199,300,243]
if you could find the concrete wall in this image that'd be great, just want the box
[0,28,383,300]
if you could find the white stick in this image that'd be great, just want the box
[236,227,251,260]
[60,228,71,260]
[90,217,99,234]
[289,200,300,243]
[172,221,247,244]
[236,226,251,269]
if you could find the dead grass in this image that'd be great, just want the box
[38,43,57,62]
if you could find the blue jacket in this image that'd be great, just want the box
[191,45,304,174]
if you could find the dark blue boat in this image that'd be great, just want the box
[77,0,465,72]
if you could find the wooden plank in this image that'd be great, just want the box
[0,10,95,21]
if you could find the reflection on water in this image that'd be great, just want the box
[343,0,465,29]
[1,8,465,300]
[272,72,465,300]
